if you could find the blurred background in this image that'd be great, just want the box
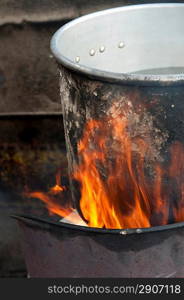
[0,0,183,277]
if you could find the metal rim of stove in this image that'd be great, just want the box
[12,214,184,236]
[51,3,184,86]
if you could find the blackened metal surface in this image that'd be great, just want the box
[59,65,184,224]
[14,215,184,278]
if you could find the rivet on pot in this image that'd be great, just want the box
[118,41,125,49]
[89,49,96,56]
[120,230,127,235]
[75,56,80,63]
[99,45,105,53]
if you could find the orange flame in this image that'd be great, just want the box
[26,169,72,218]
[27,105,184,229]
[74,117,160,228]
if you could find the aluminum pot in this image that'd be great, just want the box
[51,3,184,226]
[13,215,184,278]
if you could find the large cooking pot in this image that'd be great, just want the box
[51,3,184,228]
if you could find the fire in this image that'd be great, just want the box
[74,116,162,229]
[27,104,184,229]
[50,171,66,194]
[26,170,72,218]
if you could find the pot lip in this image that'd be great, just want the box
[50,3,184,87]
[12,214,184,235]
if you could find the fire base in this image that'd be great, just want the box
[13,214,184,278]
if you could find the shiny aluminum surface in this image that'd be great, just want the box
[51,3,184,85]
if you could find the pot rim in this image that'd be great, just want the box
[50,3,184,87]
[12,214,184,236]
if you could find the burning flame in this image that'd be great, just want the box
[26,169,73,218]
[27,104,184,229]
